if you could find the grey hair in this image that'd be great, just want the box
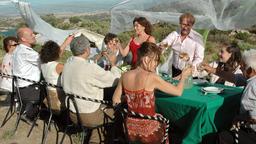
[70,34,90,56]
[243,49,256,70]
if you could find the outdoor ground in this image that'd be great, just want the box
[0,94,71,144]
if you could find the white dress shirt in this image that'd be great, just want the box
[62,56,121,113]
[161,29,205,70]
[12,44,41,87]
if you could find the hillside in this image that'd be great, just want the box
[0,13,256,62]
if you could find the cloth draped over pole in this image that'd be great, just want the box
[12,0,104,50]
[110,0,256,34]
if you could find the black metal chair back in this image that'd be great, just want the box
[115,103,169,144]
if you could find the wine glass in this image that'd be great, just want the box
[196,63,207,82]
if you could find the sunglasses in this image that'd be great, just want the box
[10,43,18,46]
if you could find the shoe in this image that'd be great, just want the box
[20,114,34,125]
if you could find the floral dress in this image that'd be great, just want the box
[124,88,169,144]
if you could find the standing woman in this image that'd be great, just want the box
[0,36,18,92]
[119,17,156,68]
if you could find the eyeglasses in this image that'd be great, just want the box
[180,23,192,27]
[10,43,18,46]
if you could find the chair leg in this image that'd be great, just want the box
[80,129,86,144]
[97,128,103,143]
[41,113,52,144]
[27,111,40,137]
[13,102,23,133]
[59,126,69,144]
[55,131,59,144]
[13,110,21,132]
[1,93,15,127]
[1,105,15,127]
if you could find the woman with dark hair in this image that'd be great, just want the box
[201,44,246,86]
[0,36,18,92]
[113,42,192,144]
[40,36,73,113]
[118,17,156,68]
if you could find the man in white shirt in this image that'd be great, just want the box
[160,13,205,78]
[62,34,121,143]
[12,27,41,122]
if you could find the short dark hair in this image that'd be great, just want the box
[133,17,153,35]
[136,42,161,67]
[3,36,18,52]
[104,33,117,44]
[40,40,60,63]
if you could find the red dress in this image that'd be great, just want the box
[124,88,169,144]
[129,36,151,67]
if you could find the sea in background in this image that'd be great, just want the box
[0,0,125,36]
[0,0,124,17]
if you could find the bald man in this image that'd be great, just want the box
[12,27,41,122]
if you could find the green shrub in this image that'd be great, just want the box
[41,14,62,27]
[69,16,81,24]
[237,41,256,51]
[235,32,250,41]
[59,23,71,30]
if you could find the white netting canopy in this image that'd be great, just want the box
[12,0,104,50]
[110,0,256,34]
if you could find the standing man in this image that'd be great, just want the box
[160,13,205,78]
[12,27,41,122]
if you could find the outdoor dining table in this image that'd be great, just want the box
[155,81,243,144]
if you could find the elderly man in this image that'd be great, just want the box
[160,13,205,78]
[12,27,41,122]
[62,34,121,143]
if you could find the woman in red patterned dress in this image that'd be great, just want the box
[113,42,192,144]
[118,17,156,68]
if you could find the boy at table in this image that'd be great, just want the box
[216,49,256,144]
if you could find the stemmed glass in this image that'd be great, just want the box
[196,63,206,81]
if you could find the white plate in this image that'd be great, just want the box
[201,86,224,93]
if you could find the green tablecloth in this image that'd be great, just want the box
[155,83,243,144]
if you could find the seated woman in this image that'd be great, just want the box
[201,44,246,86]
[211,49,256,144]
[94,33,124,69]
[112,42,192,144]
[40,35,73,114]
[118,17,156,68]
[0,36,18,92]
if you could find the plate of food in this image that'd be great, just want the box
[201,86,224,94]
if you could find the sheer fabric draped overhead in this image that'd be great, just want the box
[12,0,104,50]
[110,0,256,34]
